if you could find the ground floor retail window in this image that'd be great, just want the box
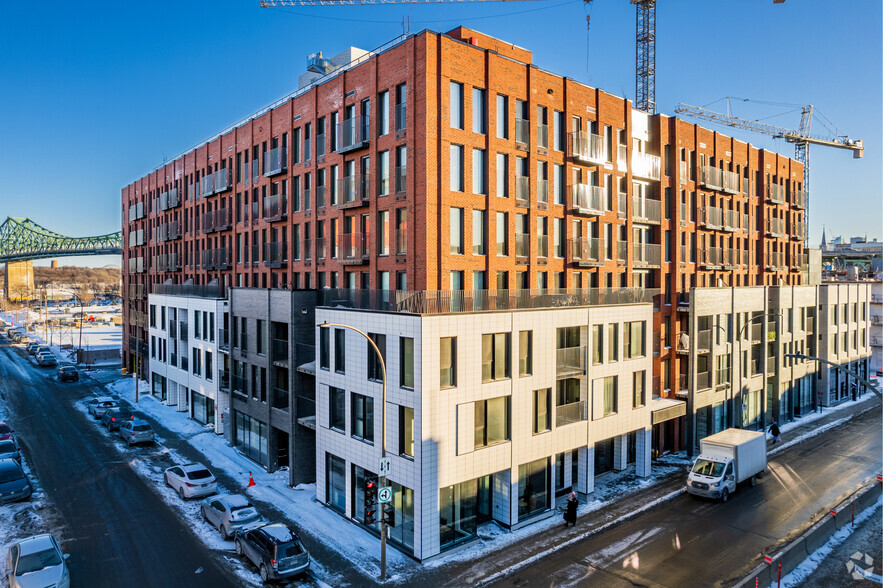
[352,465,380,531]
[151,373,166,401]
[742,389,762,430]
[192,391,215,426]
[440,476,491,551]
[326,454,346,513]
[387,481,415,553]
[234,412,268,467]
[518,458,550,519]
[594,438,614,475]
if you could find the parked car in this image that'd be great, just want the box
[86,396,117,417]
[100,409,134,431]
[34,346,51,357]
[56,365,79,382]
[26,342,40,354]
[164,463,217,500]
[11,332,25,343]
[0,422,14,444]
[88,398,118,418]
[0,459,32,504]
[118,419,154,446]
[5,533,70,588]
[201,494,263,540]
[0,440,21,463]
[234,523,310,583]
[37,355,57,368]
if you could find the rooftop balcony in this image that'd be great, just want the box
[571,184,605,216]
[569,131,605,164]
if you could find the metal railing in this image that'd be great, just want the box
[272,338,289,361]
[722,169,739,194]
[571,184,605,215]
[617,192,627,219]
[699,206,723,229]
[264,147,285,176]
[632,152,661,180]
[315,185,326,209]
[633,243,661,268]
[724,209,740,231]
[341,232,369,261]
[536,234,548,258]
[337,173,370,207]
[766,250,785,269]
[264,242,285,268]
[696,328,711,351]
[767,183,785,204]
[556,400,587,426]
[515,176,530,207]
[617,144,628,170]
[263,195,283,221]
[700,247,723,268]
[315,133,325,159]
[152,283,226,299]
[337,115,370,153]
[792,221,805,240]
[632,197,661,224]
[766,217,785,237]
[568,237,602,265]
[515,233,529,257]
[556,346,586,377]
[699,165,723,190]
[792,190,806,209]
[569,131,605,164]
[515,118,529,145]
[536,124,549,149]
[536,179,549,209]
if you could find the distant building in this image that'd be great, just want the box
[4,261,35,301]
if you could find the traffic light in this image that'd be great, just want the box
[364,479,377,525]
[382,502,395,527]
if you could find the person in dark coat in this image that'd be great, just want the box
[769,418,781,443]
[563,492,578,527]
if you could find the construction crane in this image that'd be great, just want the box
[260,0,659,113]
[675,99,863,245]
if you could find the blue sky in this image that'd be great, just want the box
[0,0,879,267]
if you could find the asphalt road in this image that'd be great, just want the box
[0,340,238,588]
[492,402,882,588]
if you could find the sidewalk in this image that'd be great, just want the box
[89,366,881,587]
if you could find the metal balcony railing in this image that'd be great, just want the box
[568,237,603,266]
[722,169,740,194]
[723,248,739,268]
[700,247,723,268]
[515,233,529,258]
[201,173,215,198]
[537,234,548,258]
[536,124,549,149]
[699,206,723,229]
[724,209,740,232]
[264,242,285,268]
[263,195,283,221]
[556,400,587,427]
[617,144,628,170]
[616,240,627,263]
[215,168,232,192]
[515,176,530,207]
[632,197,662,224]
[617,192,627,219]
[337,173,370,208]
[337,115,370,153]
[556,346,586,377]
[569,131,605,164]
[792,190,807,209]
[766,217,785,237]
[571,184,605,215]
[767,183,785,204]
[679,161,688,185]
[231,374,247,395]
[515,118,529,145]
[699,166,723,190]
[766,251,785,270]
[632,152,661,180]
[536,179,549,209]
[791,222,805,241]
[633,243,661,268]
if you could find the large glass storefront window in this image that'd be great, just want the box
[518,458,550,519]
[440,478,486,550]
[388,482,415,553]
[594,438,614,475]
[192,391,214,426]
[152,373,166,401]
[234,413,268,467]
[326,454,346,513]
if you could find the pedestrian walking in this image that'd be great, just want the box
[563,492,578,528]
[769,418,781,443]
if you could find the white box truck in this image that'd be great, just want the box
[687,428,767,502]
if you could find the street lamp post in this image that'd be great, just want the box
[319,321,388,581]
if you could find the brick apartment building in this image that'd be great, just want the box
[122,26,806,455]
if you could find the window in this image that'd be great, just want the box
[592,324,603,364]
[536,105,548,148]
[329,386,345,431]
[608,324,619,362]
[554,110,565,151]
[496,153,509,197]
[624,321,646,359]
[518,458,549,518]
[598,376,618,417]
[319,328,330,370]
[633,371,646,408]
[400,337,414,389]
[472,148,486,194]
[474,396,510,448]
[395,145,407,193]
[481,333,511,381]
[496,211,508,256]
[554,163,565,205]
[450,207,464,254]
[378,150,390,196]
[519,331,532,376]
[351,392,374,442]
[378,210,389,255]
[334,329,345,374]
[473,88,486,133]
[533,388,550,433]
[399,406,414,457]
[256,319,265,355]
[205,350,213,381]
[496,94,508,139]
[450,145,464,192]
[450,82,464,129]
[440,337,456,388]
[472,209,486,255]
[395,83,407,131]
[378,90,389,136]
[554,218,565,258]
[366,333,386,382]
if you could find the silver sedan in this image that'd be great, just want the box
[200,494,263,540]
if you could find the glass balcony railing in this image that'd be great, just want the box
[571,184,605,215]
[515,118,529,145]
[632,152,661,180]
[556,400,587,427]
[766,217,785,237]
[515,176,530,207]
[556,346,586,377]
[263,195,283,221]
[633,243,661,268]
[264,242,285,268]
[395,103,406,131]
[722,169,740,194]
[767,183,785,204]
[263,147,285,177]
[569,131,605,164]
[632,197,662,224]
[336,115,370,153]
[536,234,548,258]
[536,124,549,149]
[337,174,370,208]
[617,144,628,170]
[700,247,723,268]
[568,237,602,265]
[215,168,232,193]
[536,179,549,209]
[699,165,723,190]
[341,232,368,262]
[724,209,740,232]
[515,233,529,258]
[699,206,723,229]
[791,190,806,209]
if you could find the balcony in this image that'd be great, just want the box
[699,206,723,230]
[341,232,369,265]
[264,242,286,269]
[723,209,740,232]
[315,185,326,210]
[676,331,690,354]
[337,173,370,209]
[218,370,230,392]
[219,329,229,352]
[791,222,805,241]
[792,190,807,210]
[536,124,549,150]
[766,217,785,238]
[201,174,215,198]
[632,197,662,225]
[556,346,586,378]
[699,247,723,269]
[617,240,628,263]
[568,237,603,267]
[263,147,286,177]
[571,184,605,216]
[696,371,710,391]
[336,115,370,154]
[159,188,180,211]
[569,131,605,164]
[766,251,785,270]
[315,237,327,260]
[215,168,232,192]
[536,179,549,210]
[515,233,529,260]
[679,161,688,185]
[617,144,628,170]
[515,176,530,207]
[315,134,326,160]
[515,118,529,146]
[716,368,731,390]
[263,195,284,222]
[722,170,740,194]
[633,243,661,268]
[536,234,548,259]
[617,192,627,219]
[556,400,588,427]
[723,248,739,270]
[699,166,723,190]
[632,152,661,180]
[767,183,785,204]
[214,208,231,232]
[272,338,289,368]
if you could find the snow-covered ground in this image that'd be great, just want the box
[1,309,121,365]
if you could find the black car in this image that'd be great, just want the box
[56,365,79,382]
[234,523,310,583]
[100,409,134,432]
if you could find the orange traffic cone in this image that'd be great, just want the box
[247,472,256,488]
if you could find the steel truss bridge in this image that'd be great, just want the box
[0,217,122,264]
